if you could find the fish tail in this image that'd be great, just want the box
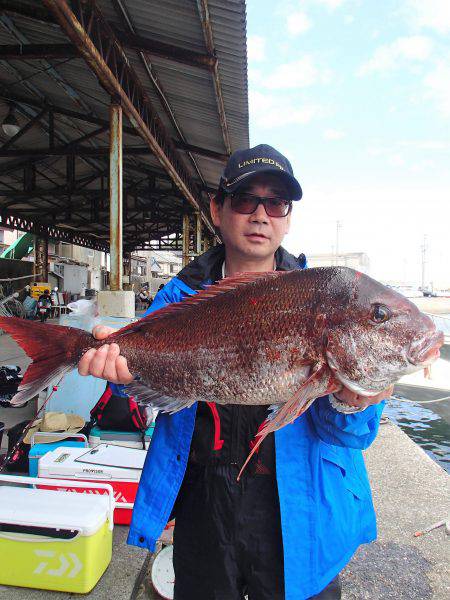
[0,316,94,406]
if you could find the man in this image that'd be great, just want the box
[79,144,391,599]
[37,288,52,323]
[138,286,152,308]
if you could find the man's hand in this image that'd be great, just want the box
[334,384,394,410]
[78,325,133,384]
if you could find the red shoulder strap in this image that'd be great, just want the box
[207,402,224,451]
[90,385,112,420]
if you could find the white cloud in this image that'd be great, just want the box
[398,140,450,150]
[388,154,406,167]
[406,0,450,34]
[315,0,346,9]
[263,57,332,89]
[247,35,266,62]
[423,59,450,117]
[249,90,325,128]
[287,11,312,35]
[344,14,354,25]
[323,129,345,140]
[359,36,433,75]
[368,139,450,157]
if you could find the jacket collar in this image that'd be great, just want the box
[177,243,302,291]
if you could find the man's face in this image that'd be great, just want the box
[210,173,292,261]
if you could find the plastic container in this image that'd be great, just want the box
[89,425,154,449]
[29,432,88,477]
[38,445,145,525]
[0,474,114,594]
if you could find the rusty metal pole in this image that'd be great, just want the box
[34,236,48,282]
[195,212,202,255]
[109,101,123,291]
[182,213,190,267]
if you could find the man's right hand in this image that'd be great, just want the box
[78,325,134,384]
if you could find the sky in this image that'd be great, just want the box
[246,0,450,287]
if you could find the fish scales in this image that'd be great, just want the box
[113,270,322,407]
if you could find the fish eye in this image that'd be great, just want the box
[372,304,391,323]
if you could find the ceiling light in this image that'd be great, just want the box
[2,108,20,138]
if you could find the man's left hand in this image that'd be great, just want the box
[334,385,394,410]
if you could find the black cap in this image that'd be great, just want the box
[218,144,302,200]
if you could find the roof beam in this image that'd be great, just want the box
[0,4,216,71]
[0,37,216,70]
[0,92,226,165]
[0,143,226,161]
[196,0,231,155]
[0,146,151,158]
[0,0,54,24]
[113,30,216,70]
[0,43,77,59]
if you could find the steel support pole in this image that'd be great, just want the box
[109,102,123,291]
[34,236,48,282]
[196,212,202,255]
[182,213,190,267]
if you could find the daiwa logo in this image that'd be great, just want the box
[56,486,128,503]
[33,550,82,578]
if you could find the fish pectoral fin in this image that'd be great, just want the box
[124,380,194,414]
[237,365,333,481]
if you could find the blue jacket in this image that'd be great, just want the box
[126,247,385,599]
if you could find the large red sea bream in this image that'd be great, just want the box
[0,267,443,474]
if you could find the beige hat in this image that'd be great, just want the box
[24,412,85,445]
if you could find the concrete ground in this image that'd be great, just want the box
[1,328,449,599]
[341,421,449,599]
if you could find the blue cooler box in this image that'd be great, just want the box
[29,432,87,477]
[88,425,154,449]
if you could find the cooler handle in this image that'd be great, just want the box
[0,474,115,530]
[30,432,88,447]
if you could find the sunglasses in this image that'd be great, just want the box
[229,193,292,218]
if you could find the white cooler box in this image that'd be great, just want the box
[0,475,114,594]
[38,444,146,525]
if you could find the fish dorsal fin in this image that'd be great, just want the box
[109,271,288,339]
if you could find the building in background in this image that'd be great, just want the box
[307,252,371,274]
[1,227,184,298]
[133,250,182,280]
[0,227,21,255]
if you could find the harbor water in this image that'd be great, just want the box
[385,311,450,474]
[384,396,450,473]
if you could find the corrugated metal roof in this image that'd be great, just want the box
[0,0,248,250]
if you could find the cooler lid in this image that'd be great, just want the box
[38,445,143,482]
[0,486,109,536]
[89,426,153,440]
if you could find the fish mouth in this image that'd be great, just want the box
[408,330,444,366]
